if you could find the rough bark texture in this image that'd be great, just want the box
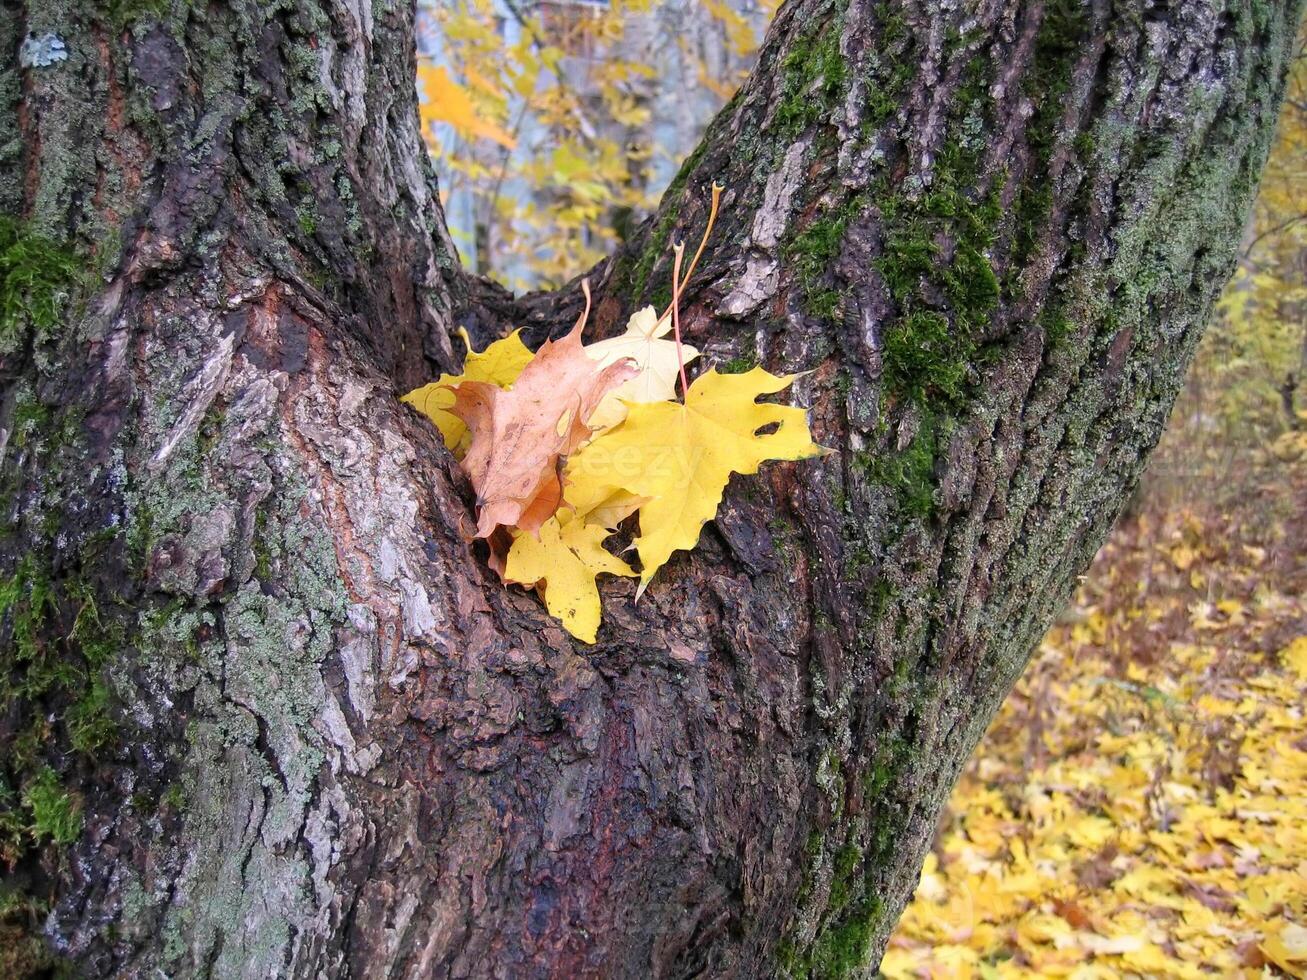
[0,0,1301,977]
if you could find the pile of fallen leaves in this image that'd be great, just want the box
[884,466,1307,977]
[402,192,825,641]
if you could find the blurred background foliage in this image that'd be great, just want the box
[417,0,773,290]
[420,6,1307,976]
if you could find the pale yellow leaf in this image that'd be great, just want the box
[583,305,699,429]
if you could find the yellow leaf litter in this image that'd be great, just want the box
[884,503,1307,979]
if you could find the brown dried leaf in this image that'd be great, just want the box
[450,318,636,538]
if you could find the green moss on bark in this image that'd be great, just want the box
[0,389,130,886]
[0,889,70,979]
[629,209,678,308]
[98,0,171,30]
[1007,0,1091,277]
[780,837,889,979]
[784,196,865,320]
[857,410,941,520]
[0,218,80,357]
[866,144,1000,519]
[21,767,82,846]
[777,12,849,136]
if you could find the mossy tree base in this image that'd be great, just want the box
[0,0,1302,976]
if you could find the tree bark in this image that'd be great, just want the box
[0,0,1301,977]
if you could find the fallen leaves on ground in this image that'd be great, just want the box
[884,486,1307,979]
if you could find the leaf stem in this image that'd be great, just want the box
[574,277,593,337]
[671,241,688,398]
[656,182,724,330]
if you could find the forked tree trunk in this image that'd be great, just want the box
[0,0,1301,976]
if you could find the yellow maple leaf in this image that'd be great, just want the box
[564,366,827,592]
[582,305,699,429]
[503,514,634,643]
[401,329,533,455]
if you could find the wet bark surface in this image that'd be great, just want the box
[0,0,1302,977]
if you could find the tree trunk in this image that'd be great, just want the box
[0,0,1300,977]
